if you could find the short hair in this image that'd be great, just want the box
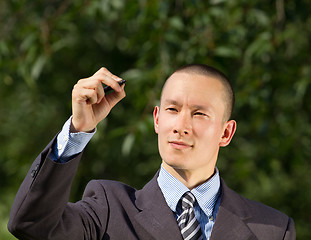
[163,64,235,121]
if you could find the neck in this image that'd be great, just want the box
[162,162,216,190]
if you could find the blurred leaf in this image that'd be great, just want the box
[1,0,311,239]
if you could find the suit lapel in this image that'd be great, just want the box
[210,206,257,240]
[134,172,183,240]
[210,179,258,240]
[133,174,259,240]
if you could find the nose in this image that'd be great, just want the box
[173,112,192,136]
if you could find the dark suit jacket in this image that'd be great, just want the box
[8,138,295,240]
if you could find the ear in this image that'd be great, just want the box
[153,106,160,134]
[219,120,237,147]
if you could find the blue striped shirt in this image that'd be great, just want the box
[157,165,221,240]
[50,117,95,162]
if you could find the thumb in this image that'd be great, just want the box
[105,86,126,109]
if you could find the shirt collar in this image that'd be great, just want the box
[157,164,220,217]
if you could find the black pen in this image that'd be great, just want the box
[104,79,127,93]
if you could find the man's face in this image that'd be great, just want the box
[153,71,235,178]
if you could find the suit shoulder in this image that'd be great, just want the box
[83,179,137,201]
[221,179,290,224]
[236,193,296,238]
[242,194,289,220]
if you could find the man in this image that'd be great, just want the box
[8,64,295,240]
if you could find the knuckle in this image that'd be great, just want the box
[72,84,78,94]
[96,78,103,85]
[88,89,96,97]
[76,79,84,86]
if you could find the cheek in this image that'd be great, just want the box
[158,114,174,133]
[156,120,168,142]
[157,124,170,139]
[194,122,223,141]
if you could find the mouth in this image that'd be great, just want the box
[168,140,193,150]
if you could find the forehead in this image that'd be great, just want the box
[161,72,225,106]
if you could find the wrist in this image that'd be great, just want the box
[70,119,95,133]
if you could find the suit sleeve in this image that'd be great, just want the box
[283,217,296,240]
[7,136,108,240]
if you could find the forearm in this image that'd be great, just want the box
[8,137,84,239]
[8,67,125,239]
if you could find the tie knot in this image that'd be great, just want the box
[181,191,196,210]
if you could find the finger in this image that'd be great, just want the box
[80,73,122,93]
[94,73,123,93]
[74,76,108,103]
[104,84,126,108]
[74,74,121,104]
[75,77,102,89]
[72,85,98,105]
[96,80,106,104]
[86,67,123,93]
[94,67,122,81]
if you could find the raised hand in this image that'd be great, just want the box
[71,67,126,132]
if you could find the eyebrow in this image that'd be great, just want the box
[163,99,180,106]
[163,99,210,111]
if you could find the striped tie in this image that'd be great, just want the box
[177,192,203,240]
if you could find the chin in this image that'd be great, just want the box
[162,157,190,170]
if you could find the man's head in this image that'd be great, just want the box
[161,64,235,122]
[153,64,236,187]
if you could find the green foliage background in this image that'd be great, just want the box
[1,0,310,239]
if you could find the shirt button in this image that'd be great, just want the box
[57,144,63,150]
[209,216,214,221]
[64,135,69,141]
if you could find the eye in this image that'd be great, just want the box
[194,112,207,117]
[166,107,178,112]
